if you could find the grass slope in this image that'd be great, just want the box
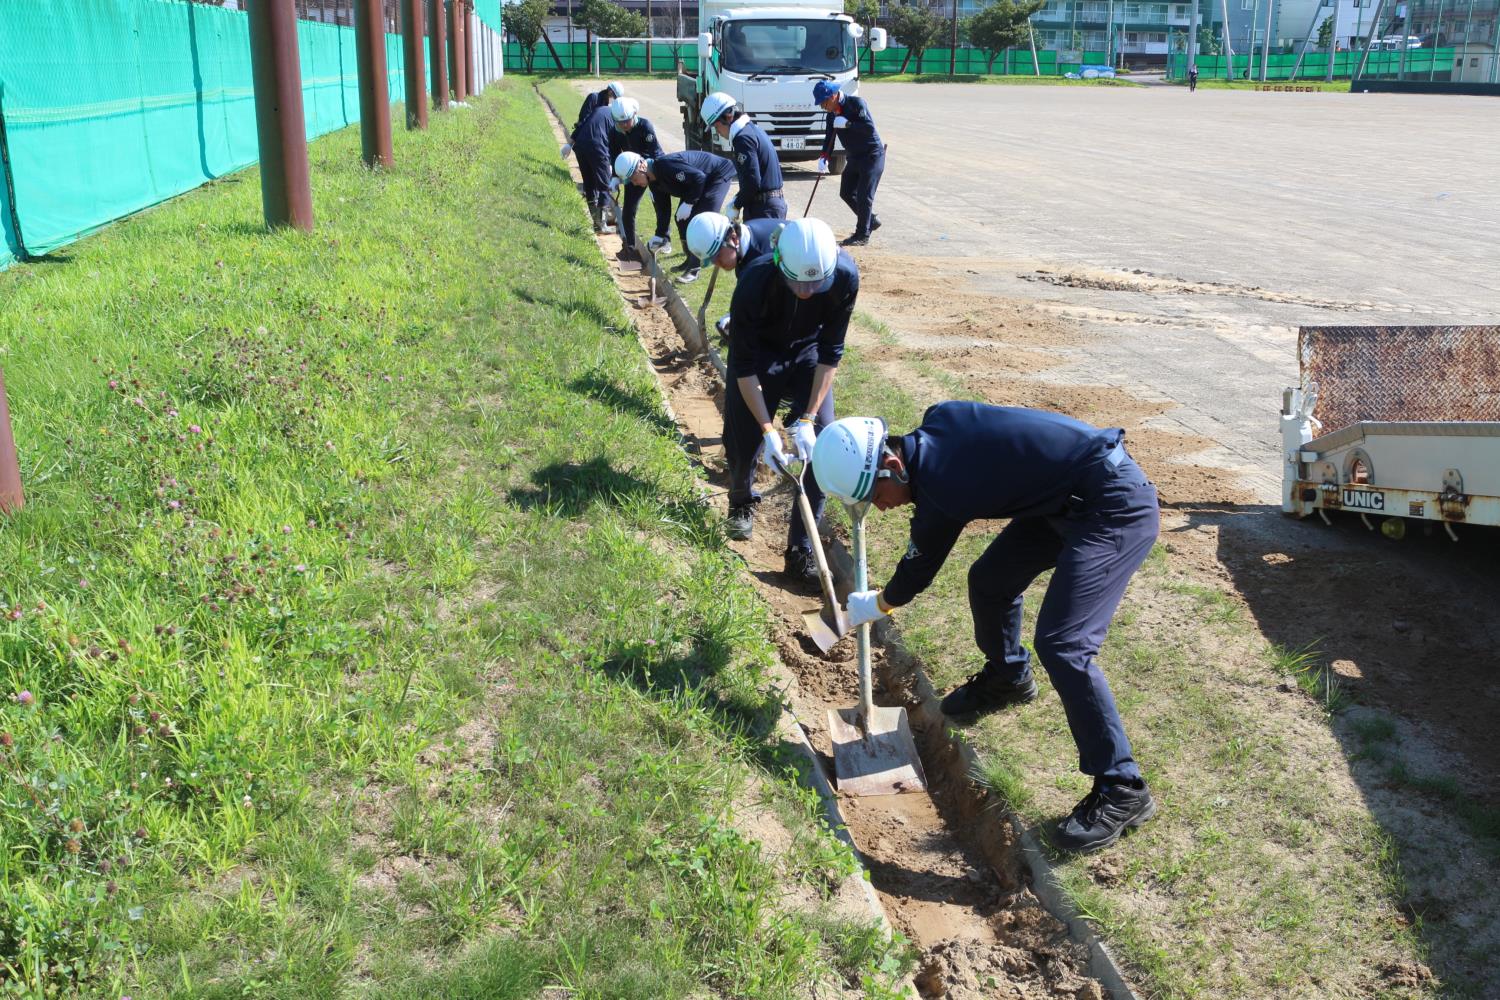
[0,81,909,998]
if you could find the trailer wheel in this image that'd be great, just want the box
[829,154,847,176]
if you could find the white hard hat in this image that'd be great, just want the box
[773,218,838,295]
[686,213,732,260]
[701,91,736,127]
[610,97,640,123]
[606,80,624,98]
[613,151,644,181]
[812,417,888,503]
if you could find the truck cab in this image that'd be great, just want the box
[677,0,886,176]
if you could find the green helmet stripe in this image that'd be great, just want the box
[854,470,871,500]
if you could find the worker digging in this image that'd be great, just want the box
[613,149,736,285]
[811,403,1160,852]
[565,95,621,235]
[700,91,787,222]
[723,218,858,585]
[605,98,664,264]
[814,80,885,247]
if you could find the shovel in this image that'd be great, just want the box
[775,459,847,654]
[827,500,928,796]
[695,265,721,347]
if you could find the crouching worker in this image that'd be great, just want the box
[810,402,1160,853]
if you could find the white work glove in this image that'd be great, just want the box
[760,429,791,473]
[647,235,670,252]
[608,176,621,194]
[727,204,741,223]
[714,314,731,338]
[675,202,693,222]
[560,143,572,158]
[846,590,888,627]
[790,417,817,460]
[816,157,829,175]
[833,116,849,128]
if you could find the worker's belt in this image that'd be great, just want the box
[747,188,785,203]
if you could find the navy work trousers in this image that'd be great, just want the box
[839,149,885,237]
[742,195,787,221]
[576,149,611,209]
[723,357,835,554]
[676,179,732,269]
[967,449,1158,783]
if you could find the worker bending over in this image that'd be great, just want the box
[701,92,787,221]
[568,101,619,234]
[684,212,783,275]
[606,99,664,260]
[614,150,736,284]
[811,402,1159,853]
[813,81,884,247]
[725,219,857,584]
[570,80,622,134]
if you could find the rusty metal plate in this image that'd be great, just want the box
[1300,326,1500,429]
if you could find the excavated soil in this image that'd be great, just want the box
[545,98,1107,998]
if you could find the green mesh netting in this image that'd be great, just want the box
[0,0,413,267]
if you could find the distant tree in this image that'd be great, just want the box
[1316,14,1333,49]
[1199,26,1221,54]
[845,0,882,72]
[888,2,943,73]
[502,0,551,73]
[966,0,1043,72]
[576,0,647,71]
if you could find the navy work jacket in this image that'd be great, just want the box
[570,105,615,160]
[573,88,613,131]
[735,218,783,273]
[649,151,736,203]
[820,95,882,161]
[609,115,665,161]
[730,120,784,205]
[727,251,859,379]
[882,402,1124,607]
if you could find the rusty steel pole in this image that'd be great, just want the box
[448,0,467,102]
[0,368,22,515]
[402,0,428,128]
[466,2,478,96]
[429,0,449,110]
[354,0,394,166]
[247,0,313,230]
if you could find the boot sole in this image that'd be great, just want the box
[941,689,1039,725]
[1054,796,1157,855]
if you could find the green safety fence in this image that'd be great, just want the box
[0,0,410,268]
[506,41,1098,77]
[1165,47,1456,80]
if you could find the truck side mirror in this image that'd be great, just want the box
[848,22,865,39]
[869,27,888,52]
[697,32,712,64]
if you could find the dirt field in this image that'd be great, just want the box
[560,80,1500,995]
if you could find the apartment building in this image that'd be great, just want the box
[1031,0,1222,63]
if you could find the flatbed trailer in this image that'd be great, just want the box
[1281,325,1500,538]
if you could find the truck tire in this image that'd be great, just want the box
[829,154,847,176]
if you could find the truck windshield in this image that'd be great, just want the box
[720,20,856,74]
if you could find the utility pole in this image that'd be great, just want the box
[403,0,428,128]
[429,0,449,110]
[1326,0,1341,79]
[247,0,313,231]
[1188,0,1201,76]
[1260,0,1274,78]
[647,0,654,72]
[951,0,960,75]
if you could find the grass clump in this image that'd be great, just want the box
[0,80,908,997]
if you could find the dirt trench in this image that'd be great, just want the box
[542,101,1110,998]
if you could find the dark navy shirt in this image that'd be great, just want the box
[820,94,882,161]
[735,218,783,273]
[730,120,784,206]
[609,115,664,161]
[882,402,1124,607]
[570,104,615,160]
[573,87,613,131]
[649,151,736,203]
[727,251,859,379]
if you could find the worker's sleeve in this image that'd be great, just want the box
[727,277,768,379]
[815,271,858,367]
[608,129,623,161]
[820,111,836,158]
[649,182,672,238]
[733,133,763,200]
[882,507,964,608]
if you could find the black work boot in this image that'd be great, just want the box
[783,547,819,585]
[940,667,1039,721]
[726,501,756,541]
[870,215,882,233]
[1052,778,1156,854]
[840,233,870,247]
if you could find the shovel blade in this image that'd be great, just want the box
[802,604,850,654]
[827,705,928,796]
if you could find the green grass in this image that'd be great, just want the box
[1177,78,1353,91]
[0,81,912,997]
[872,72,1141,85]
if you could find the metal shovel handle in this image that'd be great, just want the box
[847,500,875,732]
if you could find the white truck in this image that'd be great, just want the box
[677,0,886,175]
